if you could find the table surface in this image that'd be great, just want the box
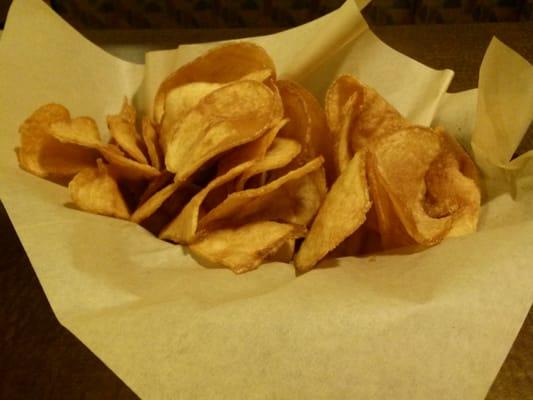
[1,22,532,400]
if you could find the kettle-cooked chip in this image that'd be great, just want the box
[369,126,452,246]
[141,117,162,170]
[17,104,98,180]
[217,118,287,177]
[159,160,255,244]
[235,137,301,191]
[295,150,371,271]
[107,98,148,164]
[154,42,276,124]
[99,145,160,180]
[276,80,335,184]
[165,80,277,182]
[189,221,306,274]
[50,116,102,148]
[159,82,222,153]
[68,159,130,219]
[199,157,324,230]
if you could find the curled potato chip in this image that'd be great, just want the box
[425,131,481,237]
[267,238,295,263]
[199,157,324,230]
[159,82,222,153]
[50,116,102,148]
[99,145,160,180]
[369,126,452,246]
[326,75,409,174]
[325,75,363,135]
[240,68,274,83]
[159,160,255,244]
[165,80,277,182]
[217,118,287,177]
[235,137,301,191]
[276,80,335,183]
[189,221,306,274]
[68,159,130,219]
[141,117,161,170]
[107,98,148,164]
[295,150,371,271]
[154,42,276,123]
[131,181,181,223]
[17,104,98,180]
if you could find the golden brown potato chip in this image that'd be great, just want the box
[99,145,160,180]
[335,91,363,174]
[159,160,255,244]
[235,137,301,191]
[369,126,452,246]
[217,118,287,177]
[295,150,371,271]
[165,80,277,182]
[189,221,306,274]
[199,157,324,230]
[266,238,295,263]
[138,170,174,205]
[366,155,415,249]
[17,104,98,180]
[131,181,181,223]
[276,80,335,183]
[107,98,148,164]
[325,75,362,135]
[326,75,409,175]
[141,117,161,170]
[239,68,274,83]
[154,42,276,123]
[159,82,222,154]
[68,159,130,219]
[425,131,481,237]
[50,116,102,148]
[253,166,327,226]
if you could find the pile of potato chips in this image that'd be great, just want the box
[17,42,481,274]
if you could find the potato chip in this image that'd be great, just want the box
[140,183,200,236]
[267,238,295,263]
[159,160,255,244]
[369,126,452,246]
[153,42,276,123]
[68,159,130,219]
[276,80,335,183]
[425,131,481,237]
[141,117,161,170]
[325,75,362,135]
[366,154,416,249]
[235,137,301,191]
[107,98,148,164]
[189,221,306,274]
[165,80,277,182]
[295,150,371,271]
[217,118,287,177]
[50,116,102,148]
[326,75,409,175]
[253,166,327,226]
[17,104,98,180]
[159,82,222,154]
[199,157,324,230]
[138,170,174,205]
[99,145,160,180]
[239,68,274,83]
[131,181,181,223]
[335,91,363,174]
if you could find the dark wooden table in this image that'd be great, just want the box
[1,22,532,399]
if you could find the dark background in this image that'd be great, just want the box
[1,0,532,29]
